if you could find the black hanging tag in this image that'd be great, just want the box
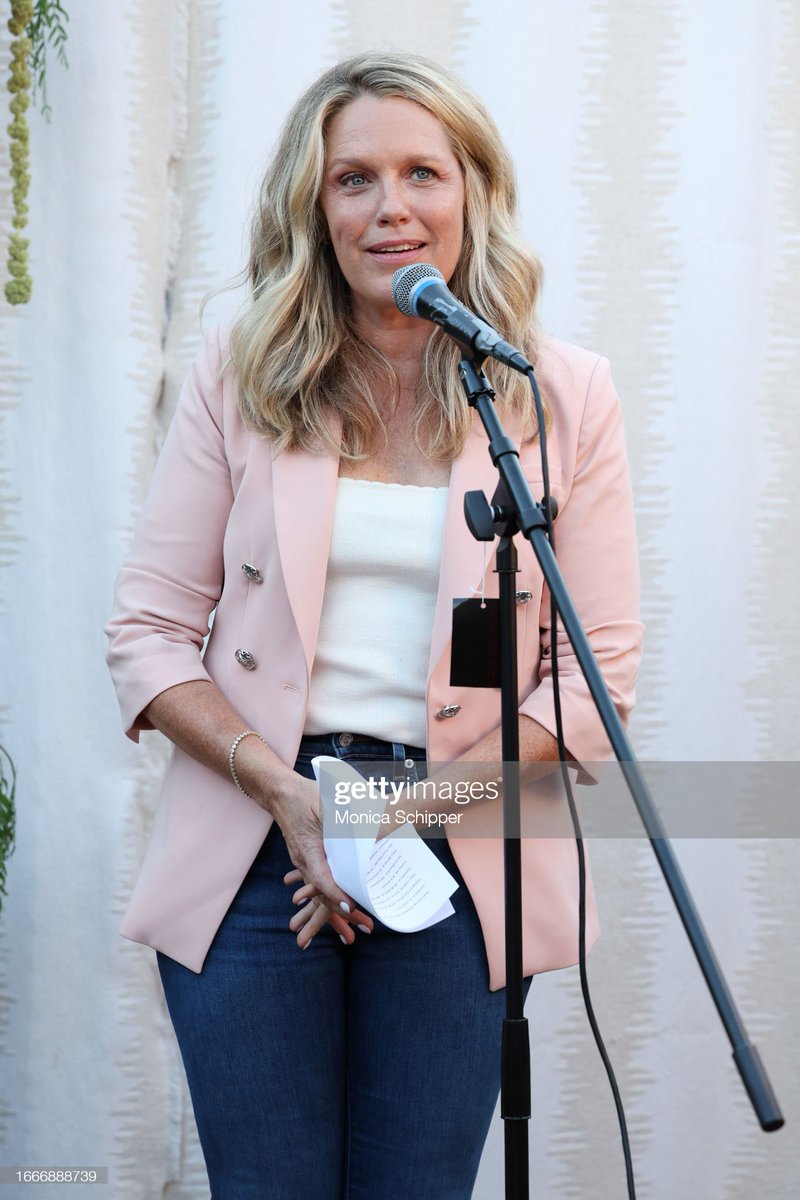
[450,597,501,687]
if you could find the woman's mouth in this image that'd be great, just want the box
[366,241,426,262]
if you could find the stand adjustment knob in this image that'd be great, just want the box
[464,490,496,541]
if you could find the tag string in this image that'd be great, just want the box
[469,542,489,608]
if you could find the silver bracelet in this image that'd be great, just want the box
[228,730,266,798]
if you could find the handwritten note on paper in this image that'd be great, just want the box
[312,756,458,931]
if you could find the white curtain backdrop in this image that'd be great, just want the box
[1,2,798,1196]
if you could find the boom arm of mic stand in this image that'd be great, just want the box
[457,356,784,1133]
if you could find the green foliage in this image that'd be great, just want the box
[0,745,16,913]
[27,0,69,122]
[4,0,69,304]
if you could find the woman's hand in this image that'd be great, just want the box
[283,868,374,949]
[267,771,356,909]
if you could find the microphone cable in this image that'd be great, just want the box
[527,366,637,1200]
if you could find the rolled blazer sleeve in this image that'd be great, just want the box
[518,356,644,781]
[104,329,234,741]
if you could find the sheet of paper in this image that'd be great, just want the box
[312,755,458,932]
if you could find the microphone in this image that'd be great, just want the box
[391,263,532,373]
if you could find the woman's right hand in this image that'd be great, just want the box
[264,771,373,947]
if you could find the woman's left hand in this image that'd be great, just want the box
[283,869,374,948]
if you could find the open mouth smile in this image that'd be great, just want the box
[366,241,426,260]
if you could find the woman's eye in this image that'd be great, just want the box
[411,167,434,180]
[341,172,368,187]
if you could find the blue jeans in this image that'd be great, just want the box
[157,733,533,1199]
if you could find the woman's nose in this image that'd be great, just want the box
[375,179,411,225]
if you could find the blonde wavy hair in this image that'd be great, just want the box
[203,52,547,459]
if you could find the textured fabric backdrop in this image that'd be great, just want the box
[1,2,798,1197]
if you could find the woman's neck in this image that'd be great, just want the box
[352,305,432,390]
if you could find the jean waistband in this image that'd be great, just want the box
[298,732,427,782]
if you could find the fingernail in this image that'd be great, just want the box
[357,924,371,934]
[339,934,348,944]
[298,898,309,905]
[302,941,310,951]
[339,901,351,913]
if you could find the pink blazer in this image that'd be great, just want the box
[105,326,643,991]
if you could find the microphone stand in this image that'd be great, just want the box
[455,355,784,1200]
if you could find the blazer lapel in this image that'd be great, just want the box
[271,415,343,684]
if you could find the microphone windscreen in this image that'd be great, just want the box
[391,263,444,315]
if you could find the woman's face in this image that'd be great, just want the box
[319,94,465,328]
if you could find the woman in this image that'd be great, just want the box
[105,52,643,1200]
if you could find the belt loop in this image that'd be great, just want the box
[393,742,421,786]
[391,741,406,783]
